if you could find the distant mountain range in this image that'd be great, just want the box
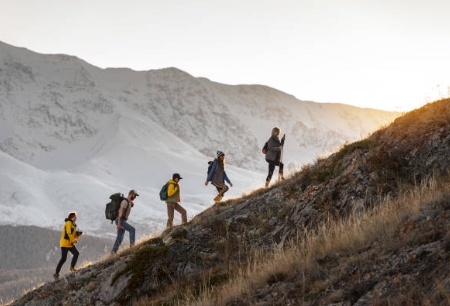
[0,41,399,238]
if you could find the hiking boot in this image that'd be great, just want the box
[69,267,76,272]
[213,195,221,202]
[265,180,270,188]
[53,273,59,280]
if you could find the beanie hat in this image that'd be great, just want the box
[216,150,225,158]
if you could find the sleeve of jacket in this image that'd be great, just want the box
[66,222,78,245]
[167,183,178,197]
[224,172,231,184]
[206,160,218,182]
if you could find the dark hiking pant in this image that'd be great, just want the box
[211,182,229,197]
[56,246,79,274]
[266,159,284,183]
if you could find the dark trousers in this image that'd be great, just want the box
[266,159,284,182]
[56,246,79,274]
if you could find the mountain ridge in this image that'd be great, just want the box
[0,40,398,239]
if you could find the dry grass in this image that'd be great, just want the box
[171,175,444,306]
[132,100,450,305]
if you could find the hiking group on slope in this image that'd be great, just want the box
[54,127,286,276]
[160,126,286,228]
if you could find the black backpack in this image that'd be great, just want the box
[105,193,128,223]
[207,159,216,175]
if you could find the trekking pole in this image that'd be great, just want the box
[280,145,283,164]
[279,134,285,181]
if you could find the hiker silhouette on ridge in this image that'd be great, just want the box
[265,127,285,187]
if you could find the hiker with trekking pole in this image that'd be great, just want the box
[264,127,285,187]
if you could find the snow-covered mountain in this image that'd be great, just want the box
[0,41,399,239]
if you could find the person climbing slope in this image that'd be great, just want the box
[111,189,139,255]
[265,127,285,187]
[165,173,187,228]
[53,212,82,280]
[205,150,233,202]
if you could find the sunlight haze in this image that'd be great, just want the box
[1,0,449,112]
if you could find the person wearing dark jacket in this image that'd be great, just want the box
[265,127,285,187]
[53,212,82,280]
[205,150,233,202]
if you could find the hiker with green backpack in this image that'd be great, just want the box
[162,173,187,229]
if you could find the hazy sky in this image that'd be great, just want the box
[1,0,449,111]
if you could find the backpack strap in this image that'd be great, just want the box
[64,220,74,240]
[122,198,130,210]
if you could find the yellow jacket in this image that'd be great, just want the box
[166,179,180,203]
[60,219,79,248]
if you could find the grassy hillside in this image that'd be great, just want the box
[174,174,450,305]
[8,99,450,306]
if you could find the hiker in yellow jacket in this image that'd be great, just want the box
[53,212,82,280]
[166,173,187,229]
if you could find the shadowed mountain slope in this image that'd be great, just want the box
[9,100,450,305]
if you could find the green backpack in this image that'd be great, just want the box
[159,183,171,201]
